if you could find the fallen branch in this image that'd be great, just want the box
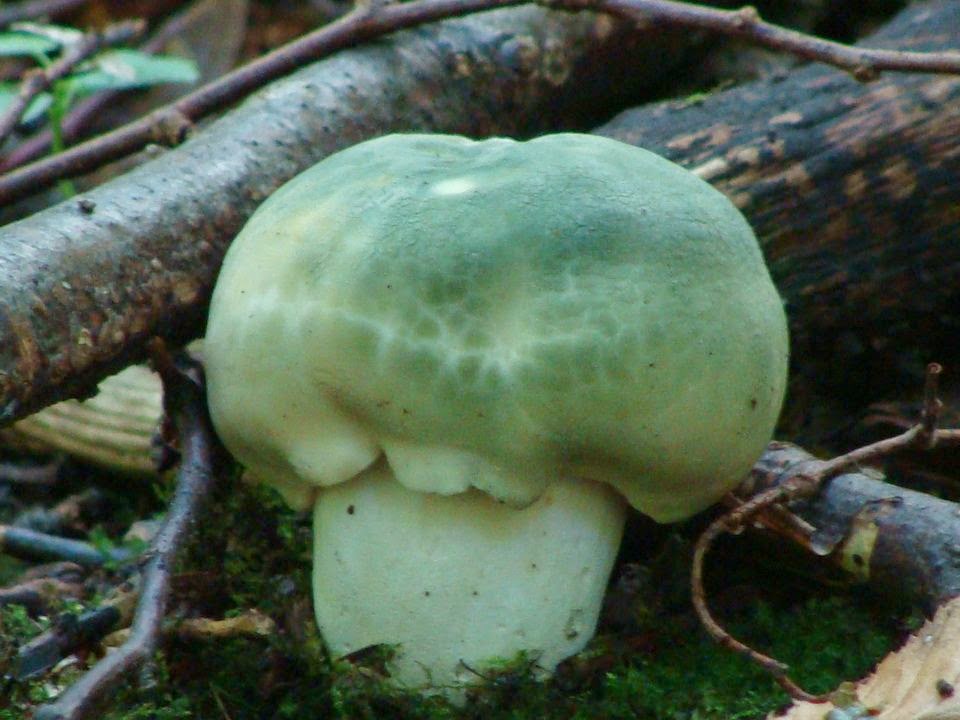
[33,341,228,720]
[692,364,960,701]
[2,0,958,431]
[0,4,653,424]
[750,443,960,611]
[2,0,958,204]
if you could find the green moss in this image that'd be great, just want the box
[0,473,901,719]
[593,596,895,720]
[163,479,900,718]
[0,602,46,642]
[0,604,72,715]
[0,553,28,587]
[100,494,899,720]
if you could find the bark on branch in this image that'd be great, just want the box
[748,441,960,611]
[2,0,959,424]
[0,7,668,424]
[4,0,958,197]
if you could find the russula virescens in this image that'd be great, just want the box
[204,133,789,693]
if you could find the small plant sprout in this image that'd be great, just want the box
[203,133,789,695]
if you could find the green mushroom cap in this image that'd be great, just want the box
[205,133,789,522]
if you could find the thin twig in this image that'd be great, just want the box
[921,362,943,443]
[33,340,227,720]
[692,492,826,702]
[2,0,959,203]
[692,363,960,702]
[14,599,134,681]
[584,0,960,80]
[0,0,90,28]
[0,20,145,146]
[721,492,819,551]
[0,525,133,566]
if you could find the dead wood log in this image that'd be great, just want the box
[0,7,677,425]
[597,0,960,404]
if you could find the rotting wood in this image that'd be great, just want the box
[597,0,960,404]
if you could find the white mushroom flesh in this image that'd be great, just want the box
[312,462,626,693]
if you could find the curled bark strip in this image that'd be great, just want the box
[0,6,660,426]
[103,608,276,646]
[33,342,227,720]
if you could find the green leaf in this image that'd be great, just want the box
[68,49,199,95]
[10,21,83,46]
[0,83,53,125]
[0,31,60,62]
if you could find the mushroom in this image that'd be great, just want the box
[204,133,789,694]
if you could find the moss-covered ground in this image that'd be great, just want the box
[0,470,908,720]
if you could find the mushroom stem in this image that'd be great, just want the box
[311,460,626,695]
